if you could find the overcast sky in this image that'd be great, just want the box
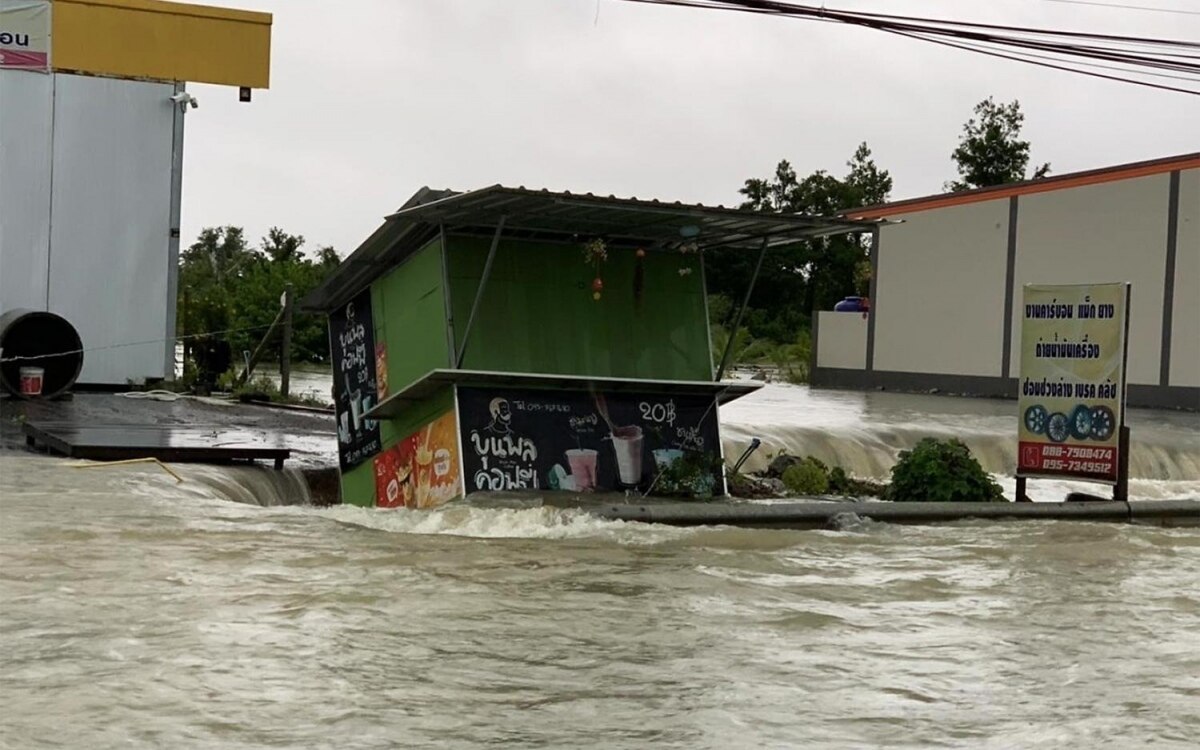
[181,0,1200,256]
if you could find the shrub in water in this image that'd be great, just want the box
[885,438,1004,503]
[782,457,830,495]
[656,450,721,499]
[829,466,852,494]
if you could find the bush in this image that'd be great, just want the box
[829,466,851,493]
[782,457,830,495]
[885,438,1004,503]
[655,450,722,499]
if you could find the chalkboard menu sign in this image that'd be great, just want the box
[457,386,723,496]
[330,290,382,469]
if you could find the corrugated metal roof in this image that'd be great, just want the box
[304,185,877,311]
[848,151,1200,220]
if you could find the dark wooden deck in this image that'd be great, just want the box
[23,421,291,469]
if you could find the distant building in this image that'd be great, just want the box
[0,0,271,385]
[812,153,1199,410]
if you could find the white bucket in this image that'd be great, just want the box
[19,366,44,397]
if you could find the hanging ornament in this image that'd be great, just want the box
[584,239,607,302]
[583,238,608,266]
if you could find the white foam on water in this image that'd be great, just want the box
[174,463,313,507]
[273,502,690,543]
[994,475,1200,503]
[721,383,1200,490]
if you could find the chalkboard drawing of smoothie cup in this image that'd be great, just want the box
[359,395,375,430]
[548,464,580,492]
[611,425,645,486]
[565,449,598,491]
[345,374,363,432]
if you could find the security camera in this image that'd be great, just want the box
[168,92,198,110]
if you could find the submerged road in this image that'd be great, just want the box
[589,498,1200,529]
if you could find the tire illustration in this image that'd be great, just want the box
[1023,405,1049,435]
[1046,412,1070,443]
[1090,406,1116,441]
[1069,404,1093,440]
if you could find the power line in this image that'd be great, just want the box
[1043,0,1200,17]
[0,322,279,364]
[617,0,1200,94]
[944,35,1200,84]
[888,29,1200,96]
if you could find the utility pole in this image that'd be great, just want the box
[181,286,191,366]
[280,283,293,399]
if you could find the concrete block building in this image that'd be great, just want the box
[812,153,1198,410]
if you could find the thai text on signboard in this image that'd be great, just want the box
[456,386,723,496]
[0,2,51,71]
[329,290,381,470]
[1017,282,1130,484]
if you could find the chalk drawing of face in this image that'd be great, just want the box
[488,398,512,434]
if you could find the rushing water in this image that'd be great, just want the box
[720,383,1200,503]
[3,385,1199,748]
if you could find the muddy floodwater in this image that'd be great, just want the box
[2,384,1198,748]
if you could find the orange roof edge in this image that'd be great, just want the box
[848,152,1200,220]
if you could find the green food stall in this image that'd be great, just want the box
[303,186,871,508]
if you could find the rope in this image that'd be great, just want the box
[70,457,185,483]
[118,390,186,402]
[0,322,277,365]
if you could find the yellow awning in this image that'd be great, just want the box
[51,0,271,88]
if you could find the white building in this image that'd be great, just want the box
[813,153,1199,410]
[0,0,271,385]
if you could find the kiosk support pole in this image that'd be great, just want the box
[456,217,506,368]
[716,236,770,381]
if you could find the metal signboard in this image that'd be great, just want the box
[457,386,723,496]
[0,1,50,71]
[330,290,382,470]
[373,410,462,510]
[1017,282,1131,485]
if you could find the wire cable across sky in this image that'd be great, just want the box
[618,0,1200,95]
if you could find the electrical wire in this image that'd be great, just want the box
[0,322,279,364]
[887,28,1200,96]
[924,33,1200,84]
[1043,0,1200,17]
[617,0,1200,94]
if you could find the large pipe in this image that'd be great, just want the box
[0,309,84,399]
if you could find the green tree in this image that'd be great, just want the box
[178,226,254,339]
[707,143,892,345]
[948,97,1050,192]
[178,226,342,372]
[261,226,306,263]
